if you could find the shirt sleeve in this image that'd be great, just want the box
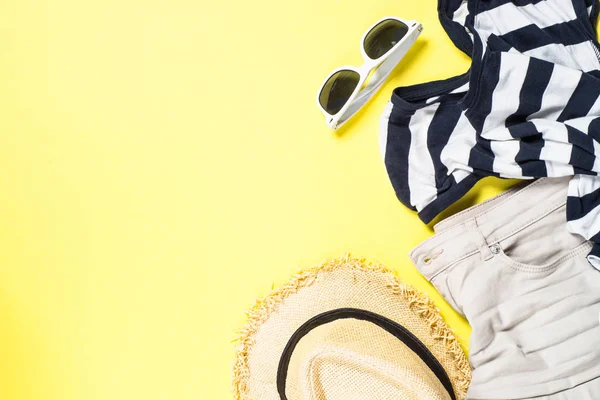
[460,48,600,268]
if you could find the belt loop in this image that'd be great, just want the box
[471,218,493,261]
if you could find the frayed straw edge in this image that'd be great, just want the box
[231,255,472,400]
[386,276,472,399]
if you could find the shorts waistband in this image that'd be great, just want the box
[410,177,571,281]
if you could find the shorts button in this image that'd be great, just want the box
[490,245,501,255]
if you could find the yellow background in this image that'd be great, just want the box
[0,1,520,399]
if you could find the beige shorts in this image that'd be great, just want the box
[411,177,600,399]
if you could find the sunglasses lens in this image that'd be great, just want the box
[319,70,360,116]
[364,19,409,59]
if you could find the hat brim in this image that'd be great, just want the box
[232,256,471,400]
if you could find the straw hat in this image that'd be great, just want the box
[232,256,471,400]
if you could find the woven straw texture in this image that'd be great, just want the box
[285,318,452,399]
[232,256,471,400]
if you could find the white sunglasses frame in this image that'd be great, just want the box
[317,17,423,130]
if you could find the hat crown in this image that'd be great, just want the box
[285,318,453,400]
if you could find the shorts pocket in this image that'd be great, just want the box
[495,204,588,270]
[495,241,592,273]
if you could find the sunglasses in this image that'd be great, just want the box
[317,17,422,130]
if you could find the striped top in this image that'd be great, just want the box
[380,0,600,265]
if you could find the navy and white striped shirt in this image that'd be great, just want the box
[380,0,600,265]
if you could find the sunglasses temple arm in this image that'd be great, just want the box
[355,58,397,101]
[360,29,421,100]
[335,28,421,128]
[339,36,418,125]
